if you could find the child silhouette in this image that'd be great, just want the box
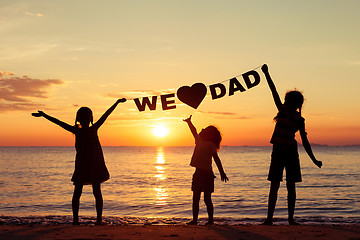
[32,98,126,225]
[183,115,228,225]
[261,64,322,225]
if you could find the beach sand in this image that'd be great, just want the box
[0,224,359,240]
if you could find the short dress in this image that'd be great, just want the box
[190,139,217,193]
[71,126,110,185]
[267,110,305,183]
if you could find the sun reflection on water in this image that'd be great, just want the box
[154,147,168,205]
[156,149,165,164]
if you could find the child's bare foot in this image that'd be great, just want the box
[186,220,198,225]
[260,219,273,225]
[95,219,103,225]
[288,219,300,225]
[205,220,214,225]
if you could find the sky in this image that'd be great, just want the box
[1,0,359,146]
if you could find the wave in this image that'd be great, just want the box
[1,215,359,225]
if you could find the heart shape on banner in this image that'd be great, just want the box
[177,83,207,109]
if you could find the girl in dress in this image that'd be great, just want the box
[183,115,228,225]
[32,98,126,225]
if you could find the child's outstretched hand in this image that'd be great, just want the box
[183,115,192,123]
[221,172,229,182]
[32,111,45,117]
[117,98,126,103]
[261,64,268,73]
[313,160,322,168]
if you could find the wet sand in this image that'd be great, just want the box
[0,224,359,240]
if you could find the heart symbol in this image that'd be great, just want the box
[177,83,207,109]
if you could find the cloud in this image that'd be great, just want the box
[199,110,251,119]
[0,102,46,112]
[0,73,64,113]
[25,11,43,17]
[107,115,182,123]
[105,89,175,99]
[0,71,14,77]
[200,111,236,116]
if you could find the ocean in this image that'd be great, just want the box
[0,146,359,225]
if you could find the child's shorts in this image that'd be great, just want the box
[192,168,215,193]
[267,144,302,182]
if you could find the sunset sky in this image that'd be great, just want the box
[1,0,359,146]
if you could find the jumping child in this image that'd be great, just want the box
[261,64,322,225]
[183,115,229,225]
[32,98,126,225]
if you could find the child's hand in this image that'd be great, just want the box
[314,160,322,168]
[261,64,268,73]
[32,111,45,117]
[221,172,229,182]
[117,98,127,103]
[183,115,192,123]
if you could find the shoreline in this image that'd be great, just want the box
[1,215,360,239]
[2,215,360,226]
[0,224,359,240]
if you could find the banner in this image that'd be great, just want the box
[133,66,262,112]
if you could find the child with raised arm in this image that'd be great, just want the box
[261,64,322,225]
[32,98,126,225]
[183,115,228,225]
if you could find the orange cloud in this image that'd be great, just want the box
[0,71,14,77]
[0,102,46,112]
[0,73,63,112]
[199,110,252,119]
[105,89,175,100]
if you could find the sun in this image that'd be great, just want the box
[152,125,169,138]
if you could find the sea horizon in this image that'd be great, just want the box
[1,144,359,147]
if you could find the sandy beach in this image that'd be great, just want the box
[0,224,359,240]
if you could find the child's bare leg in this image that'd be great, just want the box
[72,184,83,225]
[204,192,214,225]
[262,181,280,225]
[92,183,103,225]
[286,181,299,225]
[188,191,201,225]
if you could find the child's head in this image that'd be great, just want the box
[284,90,304,112]
[199,125,222,150]
[75,107,93,128]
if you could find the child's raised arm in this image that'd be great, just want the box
[300,129,322,168]
[94,98,126,129]
[213,153,229,182]
[32,111,75,133]
[261,64,283,111]
[183,115,198,140]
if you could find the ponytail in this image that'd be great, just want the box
[75,107,93,128]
